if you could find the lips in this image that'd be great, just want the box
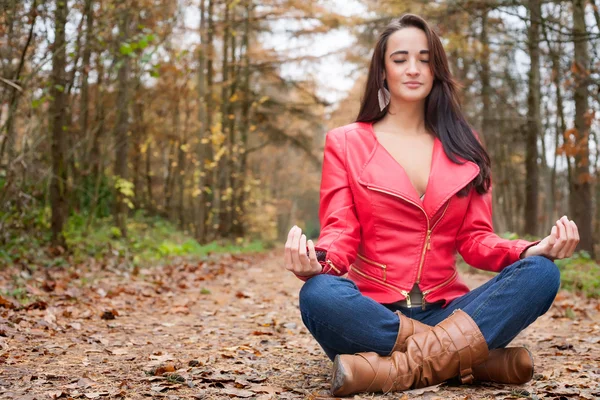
[404,82,422,88]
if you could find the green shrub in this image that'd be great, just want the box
[554,251,600,298]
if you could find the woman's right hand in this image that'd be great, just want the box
[284,225,323,277]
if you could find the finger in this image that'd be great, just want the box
[566,219,579,256]
[555,219,568,258]
[571,219,580,241]
[545,225,557,247]
[547,225,558,258]
[298,234,310,270]
[307,239,318,262]
[284,226,295,270]
[290,226,302,271]
[559,217,574,258]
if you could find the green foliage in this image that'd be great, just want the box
[554,251,600,298]
[1,205,266,270]
[76,174,113,218]
[1,287,32,305]
[114,177,135,209]
[62,210,265,266]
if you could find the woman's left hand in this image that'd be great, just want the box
[522,215,580,261]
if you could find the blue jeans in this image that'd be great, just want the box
[299,255,560,361]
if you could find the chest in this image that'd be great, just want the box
[375,133,434,197]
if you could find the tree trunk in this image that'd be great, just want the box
[132,98,145,208]
[541,8,564,226]
[571,0,595,257]
[204,0,216,242]
[85,52,106,233]
[479,10,500,229]
[215,0,231,237]
[0,0,37,168]
[232,0,252,238]
[223,11,239,237]
[146,139,154,212]
[195,0,208,242]
[524,0,541,236]
[113,6,132,236]
[164,139,176,216]
[178,104,191,230]
[50,0,68,247]
[79,0,94,213]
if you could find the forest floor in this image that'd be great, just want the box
[1,250,600,400]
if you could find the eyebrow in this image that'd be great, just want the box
[389,50,430,57]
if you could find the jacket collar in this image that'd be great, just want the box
[356,122,480,218]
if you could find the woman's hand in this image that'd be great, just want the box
[522,216,580,261]
[284,225,323,277]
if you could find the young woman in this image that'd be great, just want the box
[283,14,579,397]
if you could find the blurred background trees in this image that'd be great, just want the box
[1,0,598,264]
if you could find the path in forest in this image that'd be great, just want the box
[1,251,599,399]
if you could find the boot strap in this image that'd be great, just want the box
[458,347,474,384]
[444,316,477,384]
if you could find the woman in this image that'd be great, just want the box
[283,14,579,397]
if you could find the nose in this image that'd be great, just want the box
[406,58,420,77]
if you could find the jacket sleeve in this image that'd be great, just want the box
[294,129,361,282]
[455,185,541,273]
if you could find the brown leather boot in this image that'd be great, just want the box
[331,309,488,396]
[394,313,533,385]
[472,347,534,384]
[390,311,431,353]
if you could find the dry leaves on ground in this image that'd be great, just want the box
[1,251,599,399]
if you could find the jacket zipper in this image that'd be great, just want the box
[400,290,411,307]
[357,253,387,281]
[366,185,450,291]
[325,259,341,274]
[350,265,409,296]
[421,269,458,310]
[416,200,450,284]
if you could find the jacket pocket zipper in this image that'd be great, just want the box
[421,270,458,310]
[357,253,387,281]
[325,259,341,274]
[352,265,414,307]
[350,265,409,296]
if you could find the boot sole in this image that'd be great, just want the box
[331,355,348,396]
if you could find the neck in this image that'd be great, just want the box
[376,98,428,136]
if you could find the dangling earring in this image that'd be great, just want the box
[378,86,391,112]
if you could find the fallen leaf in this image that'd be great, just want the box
[100,310,117,320]
[46,390,66,399]
[0,295,17,309]
[249,385,283,395]
[222,388,254,398]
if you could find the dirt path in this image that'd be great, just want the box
[1,251,599,399]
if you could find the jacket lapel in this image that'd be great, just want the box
[357,135,481,219]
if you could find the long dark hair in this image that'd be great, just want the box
[356,14,491,197]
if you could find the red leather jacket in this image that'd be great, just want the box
[296,122,539,308]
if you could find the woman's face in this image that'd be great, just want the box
[383,27,434,105]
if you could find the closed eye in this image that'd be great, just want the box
[393,60,429,63]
